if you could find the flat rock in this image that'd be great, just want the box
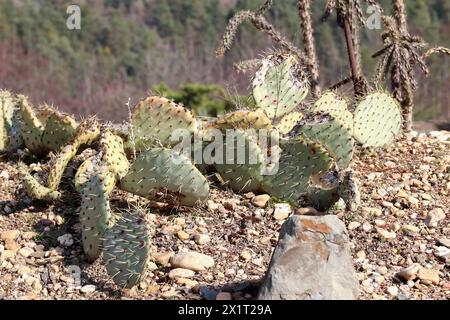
[258,215,359,300]
[155,251,174,266]
[251,195,271,208]
[168,268,195,279]
[273,203,292,221]
[194,234,210,245]
[396,263,421,282]
[80,285,96,294]
[0,230,20,241]
[425,208,445,227]
[417,268,440,285]
[170,251,214,272]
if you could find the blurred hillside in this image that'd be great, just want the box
[0,0,448,121]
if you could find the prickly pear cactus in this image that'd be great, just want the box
[103,209,151,289]
[1,91,23,152]
[99,129,129,180]
[261,137,338,207]
[253,54,309,119]
[119,147,209,206]
[213,130,265,193]
[289,112,354,169]
[210,109,272,131]
[310,91,353,132]
[74,156,95,192]
[353,92,402,147]
[41,106,78,152]
[275,112,303,135]
[129,96,197,151]
[79,164,115,262]
[47,120,101,191]
[17,162,61,201]
[18,95,47,155]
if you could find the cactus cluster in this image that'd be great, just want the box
[1,59,402,288]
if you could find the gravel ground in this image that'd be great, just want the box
[0,131,448,300]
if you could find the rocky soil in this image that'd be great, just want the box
[0,131,448,300]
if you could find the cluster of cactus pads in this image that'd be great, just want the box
[0,53,403,289]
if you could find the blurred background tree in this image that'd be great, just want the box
[0,0,448,121]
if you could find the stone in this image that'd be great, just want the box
[177,230,190,241]
[258,215,359,300]
[170,251,215,272]
[57,234,74,247]
[216,292,232,300]
[433,246,450,263]
[362,207,382,217]
[240,251,252,262]
[18,247,33,258]
[417,268,439,285]
[0,230,20,241]
[80,285,96,294]
[386,286,398,297]
[251,194,271,208]
[0,244,4,252]
[174,217,186,226]
[194,234,210,245]
[425,208,445,227]
[176,278,198,287]
[403,224,420,234]
[168,268,195,279]
[374,219,387,228]
[17,266,32,275]
[396,263,421,282]
[223,200,237,211]
[295,207,321,216]
[155,251,174,266]
[438,238,450,248]
[273,203,292,221]
[0,250,16,261]
[4,239,20,252]
[347,222,360,230]
[362,222,373,232]
[376,227,396,240]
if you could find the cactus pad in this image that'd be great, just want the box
[261,137,336,205]
[253,54,309,119]
[17,163,61,201]
[41,106,78,151]
[103,209,151,289]
[210,109,272,131]
[353,92,402,147]
[18,95,47,155]
[1,92,23,152]
[119,147,209,206]
[289,112,354,169]
[310,91,353,131]
[47,120,100,190]
[275,112,303,135]
[213,130,265,193]
[99,130,129,180]
[130,96,197,151]
[79,165,115,262]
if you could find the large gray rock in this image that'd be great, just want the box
[258,215,359,300]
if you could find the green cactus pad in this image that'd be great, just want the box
[130,96,197,151]
[47,120,100,190]
[1,91,23,152]
[99,130,129,180]
[261,137,336,204]
[353,92,402,147]
[41,106,78,151]
[103,209,151,289]
[213,130,265,193]
[119,147,209,206]
[310,91,353,132]
[79,165,115,262]
[289,112,354,169]
[275,112,303,135]
[253,54,309,119]
[18,95,47,155]
[74,156,95,192]
[211,109,272,131]
[17,163,61,201]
